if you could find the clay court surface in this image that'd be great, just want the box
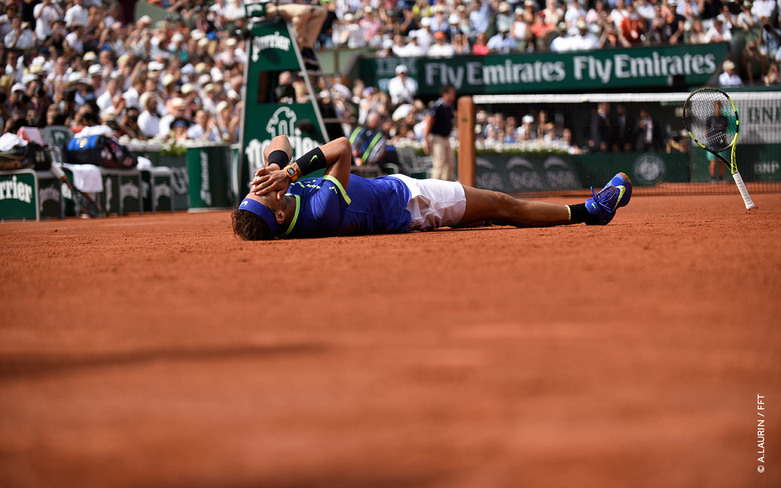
[1,193,779,488]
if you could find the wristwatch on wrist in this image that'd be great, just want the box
[283,164,299,182]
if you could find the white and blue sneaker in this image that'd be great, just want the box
[585,172,632,225]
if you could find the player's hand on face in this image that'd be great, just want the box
[251,167,290,200]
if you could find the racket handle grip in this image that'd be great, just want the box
[732,171,756,210]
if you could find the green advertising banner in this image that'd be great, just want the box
[187,145,233,211]
[359,43,729,96]
[474,151,690,194]
[0,170,38,221]
[100,170,143,216]
[239,20,328,198]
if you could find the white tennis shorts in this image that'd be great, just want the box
[390,174,466,231]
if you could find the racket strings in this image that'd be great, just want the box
[684,90,737,152]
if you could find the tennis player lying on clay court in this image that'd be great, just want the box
[232,135,632,240]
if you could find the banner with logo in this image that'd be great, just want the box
[358,43,729,96]
[0,170,38,221]
[474,151,689,193]
[239,20,328,196]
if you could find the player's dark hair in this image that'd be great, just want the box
[232,208,276,241]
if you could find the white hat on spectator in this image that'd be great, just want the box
[226,38,237,47]
[216,100,230,114]
[197,74,211,86]
[392,103,413,122]
[139,92,154,110]
[83,51,97,62]
[191,29,206,40]
[723,60,736,71]
[448,13,460,24]
[171,33,184,44]
[204,83,217,94]
[382,38,394,49]
[11,83,26,93]
[171,97,186,108]
[67,72,88,85]
[194,62,208,74]
[181,64,195,76]
[197,38,210,49]
[522,114,534,124]
[227,89,240,100]
[343,13,354,22]
[21,74,37,84]
[420,16,431,27]
[138,15,152,25]
[181,83,195,95]
[395,65,408,74]
[148,61,165,71]
[29,56,45,74]
[211,71,224,83]
[162,73,176,87]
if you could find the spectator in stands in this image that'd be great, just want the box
[751,0,777,20]
[511,7,531,51]
[388,65,418,108]
[453,31,471,54]
[589,102,610,153]
[215,100,239,143]
[634,108,661,152]
[65,0,89,29]
[187,108,219,142]
[428,31,455,57]
[570,18,600,50]
[117,105,144,140]
[659,2,686,45]
[0,3,19,40]
[704,18,732,43]
[137,93,161,139]
[718,59,744,86]
[619,2,647,45]
[472,32,490,54]
[166,116,190,143]
[743,40,766,84]
[469,0,492,40]
[737,2,758,36]
[34,0,63,42]
[687,18,707,44]
[599,22,624,47]
[759,16,781,62]
[487,24,518,53]
[496,2,514,33]
[5,16,36,51]
[764,60,781,84]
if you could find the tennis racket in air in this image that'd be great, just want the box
[683,87,755,209]
[50,163,106,218]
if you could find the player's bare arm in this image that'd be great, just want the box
[252,136,352,199]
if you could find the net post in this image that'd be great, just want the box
[457,96,476,187]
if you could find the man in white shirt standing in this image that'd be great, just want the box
[33,0,63,41]
[64,0,89,29]
[387,65,418,108]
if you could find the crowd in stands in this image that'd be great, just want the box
[0,0,780,157]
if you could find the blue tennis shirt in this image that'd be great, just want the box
[282,174,412,238]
